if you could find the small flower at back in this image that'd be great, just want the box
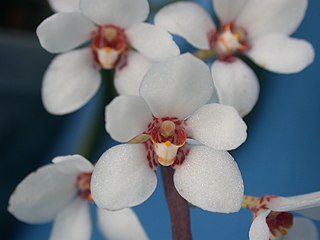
[242,192,320,240]
[155,0,315,117]
[91,53,247,213]
[37,0,180,115]
[8,155,148,240]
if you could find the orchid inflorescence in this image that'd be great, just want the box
[8,0,319,239]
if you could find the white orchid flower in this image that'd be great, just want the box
[37,0,180,115]
[243,192,320,240]
[8,155,148,240]
[91,53,247,213]
[155,0,315,117]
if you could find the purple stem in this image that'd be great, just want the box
[161,166,192,240]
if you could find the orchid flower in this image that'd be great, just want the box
[90,53,247,213]
[37,0,179,115]
[8,155,148,240]
[242,192,320,240]
[155,0,315,117]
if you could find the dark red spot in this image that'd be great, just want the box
[76,172,93,203]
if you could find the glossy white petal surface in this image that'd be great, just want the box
[140,53,213,119]
[296,206,320,221]
[48,0,80,12]
[8,164,78,223]
[80,0,149,28]
[106,96,153,142]
[126,23,180,61]
[213,0,248,23]
[249,210,271,240]
[211,59,259,117]
[91,144,157,210]
[42,48,101,115]
[114,51,152,96]
[36,13,95,53]
[186,104,247,150]
[154,2,215,49]
[97,208,149,240]
[236,0,308,38]
[50,198,91,240]
[247,34,314,74]
[174,146,244,213]
[268,191,320,212]
[283,217,318,240]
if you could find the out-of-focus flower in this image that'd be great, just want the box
[37,0,179,115]
[91,53,247,213]
[155,0,315,117]
[8,155,148,240]
[242,192,320,240]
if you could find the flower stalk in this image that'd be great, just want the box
[161,166,192,240]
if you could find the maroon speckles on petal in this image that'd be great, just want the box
[144,140,157,169]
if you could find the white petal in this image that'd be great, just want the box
[236,0,308,38]
[50,198,91,240]
[173,146,244,213]
[42,48,101,115]
[97,208,149,240]
[247,34,315,74]
[249,210,272,240]
[36,13,95,53]
[48,0,80,12]
[186,103,247,150]
[296,206,320,221]
[140,53,213,119]
[283,217,318,240]
[80,0,149,28]
[91,144,157,210]
[52,155,94,174]
[106,96,153,142]
[125,23,180,61]
[213,0,248,23]
[8,164,77,224]
[114,51,152,96]
[154,2,215,49]
[268,191,320,212]
[211,59,259,117]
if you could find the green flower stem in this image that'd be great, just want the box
[161,166,192,240]
[76,69,116,159]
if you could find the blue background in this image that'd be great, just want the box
[1,0,319,239]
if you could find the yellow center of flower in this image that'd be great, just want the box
[209,23,249,61]
[134,118,189,169]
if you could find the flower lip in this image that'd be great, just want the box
[91,24,127,69]
[244,195,297,240]
[209,22,250,61]
[266,211,294,239]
